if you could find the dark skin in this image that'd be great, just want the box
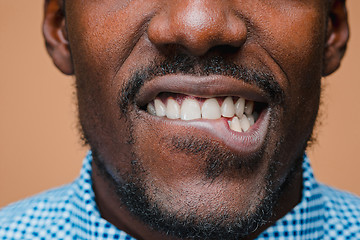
[43,0,348,239]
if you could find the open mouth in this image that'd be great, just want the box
[134,75,272,154]
[144,93,267,133]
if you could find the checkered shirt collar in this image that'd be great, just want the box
[256,155,325,239]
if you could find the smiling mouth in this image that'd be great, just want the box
[145,94,267,133]
[134,74,274,154]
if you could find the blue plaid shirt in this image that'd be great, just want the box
[1,152,359,240]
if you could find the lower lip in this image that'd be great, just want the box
[138,108,271,156]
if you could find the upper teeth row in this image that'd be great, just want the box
[146,96,258,132]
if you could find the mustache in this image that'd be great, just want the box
[118,54,285,115]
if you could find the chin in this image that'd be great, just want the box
[91,119,293,239]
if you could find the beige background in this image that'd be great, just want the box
[1,1,359,208]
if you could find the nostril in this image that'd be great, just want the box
[210,45,241,55]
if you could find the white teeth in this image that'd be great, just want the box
[154,99,166,117]
[149,96,259,131]
[247,114,255,126]
[201,98,221,119]
[166,98,181,119]
[221,97,235,118]
[181,98,201,120]
[244,100,254,115]
[235,98,245,118]
[239,115,251,132]
[147,103,156,116]
[230,117,242,132]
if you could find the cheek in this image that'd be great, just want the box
[264,7,325,116]
[65,2,155,152]
[268,10,326,81]
[249,5,326,164]
[67,16,136,92]
[66,0,156,100]
[66,0,159,75]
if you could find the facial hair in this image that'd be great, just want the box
[87,54,303,239]
[92,135,302,240]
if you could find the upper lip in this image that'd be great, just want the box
[136,74,269,107]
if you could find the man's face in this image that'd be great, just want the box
[46,0,347,238]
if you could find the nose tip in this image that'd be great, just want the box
[147,0,247,56]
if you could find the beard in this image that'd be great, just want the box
[91,133,301,240]
[83,54,305,239]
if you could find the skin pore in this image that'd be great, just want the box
[43,0,348,239]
